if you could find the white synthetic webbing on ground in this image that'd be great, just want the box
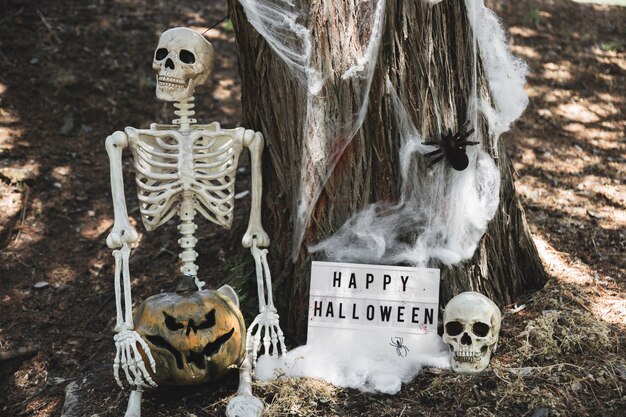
[255,334,450,394]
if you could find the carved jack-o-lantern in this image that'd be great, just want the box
[134,284,245,385]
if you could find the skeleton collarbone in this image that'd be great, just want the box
[125,122,244,232]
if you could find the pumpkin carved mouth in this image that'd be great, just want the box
[146,327,235,370]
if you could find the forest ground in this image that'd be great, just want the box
[0,0,624,416]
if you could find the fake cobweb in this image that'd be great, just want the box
[237,0,528,393]
[239,0,527,266]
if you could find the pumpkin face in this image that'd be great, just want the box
[134,286,245,385]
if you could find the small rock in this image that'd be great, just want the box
[60,113,74,134]
[33,281,49,289]
[538,109,552,119]
[532,408,550,417]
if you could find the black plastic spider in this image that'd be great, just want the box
[389,336,409,357]
[423,121,479,171]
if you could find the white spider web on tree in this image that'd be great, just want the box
[236,0,527,267]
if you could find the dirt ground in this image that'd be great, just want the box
[0,0,624,416]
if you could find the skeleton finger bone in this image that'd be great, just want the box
[114,343,124,389]
[133,331,157,374]
[247,310,288,366]
[262,326,271,357]
[115,330,157,389]
[270,325,278,355]
[120,343,133,386]
[130,342,157,388]
[248,318,262,367]
[273,324,287,355]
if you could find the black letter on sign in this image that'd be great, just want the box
[352,304,360,320]
[326,302,334,318]
[366,273,374,289]
[401,275,409,291]
[380,305,393,322]
[338,302,346,319]
[314,301,322,317]
[424,308,434,325]
[333,271,341,288]
[348,273,357,289]
[383,274,392,290]
[397,306,405,322]
[412,307,421,324]
[366,305,375,321]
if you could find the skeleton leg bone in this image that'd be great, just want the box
[124,390,143,417]
[225,338,264,417]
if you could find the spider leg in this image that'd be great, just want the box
[424,149,442,157]
[428,154,445,167]
[459,119,471,134]
[458,140,480,147]
[457,128,476,143]
[422,140,439,146]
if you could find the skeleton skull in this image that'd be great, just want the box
[442,292,501,374]
[152,27,215,102]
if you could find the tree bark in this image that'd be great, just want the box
[228,0,546,343]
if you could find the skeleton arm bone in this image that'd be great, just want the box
[105,131,138,249]
[242,130,270,248]
[105,130,156,389]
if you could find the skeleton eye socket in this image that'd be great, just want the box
[155,48,168,60]
[179,49,195,64]
[472,322,490,337]
[445,321,463,336]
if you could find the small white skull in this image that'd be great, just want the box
[152,27,215,102]
[442,292,501,374]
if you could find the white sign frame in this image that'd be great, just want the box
[307,261,441,358]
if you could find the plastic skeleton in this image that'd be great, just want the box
[105,27,285,417]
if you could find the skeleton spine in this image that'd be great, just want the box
[176,97,199,278]
[173,97,197,131]
[178,192,198,277]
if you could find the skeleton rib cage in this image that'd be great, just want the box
[126,122,244,232]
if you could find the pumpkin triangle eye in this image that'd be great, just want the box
[163,312,184,331]
[197,309,216,330]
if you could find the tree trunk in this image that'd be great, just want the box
[228,0,546,343]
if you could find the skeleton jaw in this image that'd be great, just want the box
[158,75,188,88]
[453,348,482,363]
[155,75,195,102]
[451,351,492,374]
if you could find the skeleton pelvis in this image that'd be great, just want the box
[134,290,246,385]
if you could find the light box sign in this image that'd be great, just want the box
[307,261,440,357]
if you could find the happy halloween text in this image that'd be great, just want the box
[308,269,437,329]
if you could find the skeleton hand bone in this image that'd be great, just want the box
[247,307,287,367]
[113,329,157,390]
